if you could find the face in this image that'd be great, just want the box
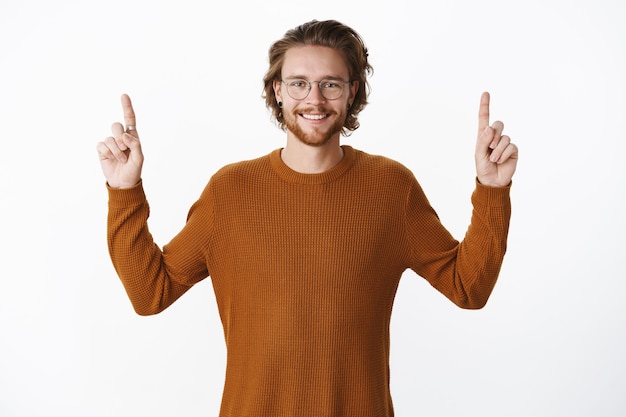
[274,45,358,147]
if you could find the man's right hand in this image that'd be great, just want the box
[97,94,144,189]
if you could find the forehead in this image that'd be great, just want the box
[281,45,349,79]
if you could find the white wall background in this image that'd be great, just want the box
[1,0,624,416]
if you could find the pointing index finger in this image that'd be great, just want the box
[478,91,490,136]
[121,93,137,134]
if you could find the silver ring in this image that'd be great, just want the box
[126,125,136,132]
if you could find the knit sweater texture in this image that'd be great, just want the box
[107,145,511,416]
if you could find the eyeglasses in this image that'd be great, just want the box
[282,79,351,100]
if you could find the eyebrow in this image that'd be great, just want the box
[283,75,348,81]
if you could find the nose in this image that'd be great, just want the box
[306,81,326,103]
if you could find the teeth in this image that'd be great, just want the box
[301,114,327,120]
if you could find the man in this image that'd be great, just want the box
[97,19,517,417]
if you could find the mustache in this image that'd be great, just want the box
[293,106,337,115]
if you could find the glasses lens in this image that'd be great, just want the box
[320,81,344,100]
[286,80,309,100]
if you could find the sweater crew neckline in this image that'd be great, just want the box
[269,145,356,185]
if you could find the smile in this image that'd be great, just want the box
[300,113,329,120]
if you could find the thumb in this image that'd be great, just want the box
[121,132,141,151]
[121,132,144,164]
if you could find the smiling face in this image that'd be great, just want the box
[273,45,358,147]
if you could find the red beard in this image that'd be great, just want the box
[283,106,346,147]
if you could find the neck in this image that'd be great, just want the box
[281,135,344,174]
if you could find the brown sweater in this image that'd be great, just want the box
[107,145,511,416]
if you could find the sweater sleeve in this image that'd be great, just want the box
[406,178,511,309]
[107,181,213,315]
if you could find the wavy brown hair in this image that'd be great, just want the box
[262,19,373,136]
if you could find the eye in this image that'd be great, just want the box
[322,81,340,89]
[289,80,307,88]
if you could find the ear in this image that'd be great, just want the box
[273,80,283,102]
[349,80,359,102]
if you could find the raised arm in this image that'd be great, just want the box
[97,95,197,315]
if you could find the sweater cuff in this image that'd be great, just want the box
[107,180,147,208]
[472,178,511,207]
